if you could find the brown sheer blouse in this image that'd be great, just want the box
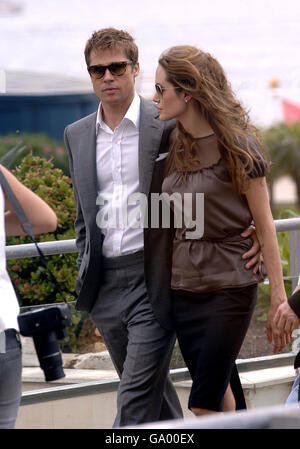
[162,134,267,293]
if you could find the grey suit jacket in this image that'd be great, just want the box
[64,96,176,330]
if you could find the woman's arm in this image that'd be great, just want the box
[0,164,57,236]
[245,176,289,353]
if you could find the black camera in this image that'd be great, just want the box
[18,303,71,382]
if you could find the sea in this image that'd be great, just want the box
[0,0,300,127]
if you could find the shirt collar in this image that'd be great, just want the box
[96,92,140,135]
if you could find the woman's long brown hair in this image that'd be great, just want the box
[159,45,268,194]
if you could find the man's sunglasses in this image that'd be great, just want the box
[155,83,181,97]
[88,61,133,79]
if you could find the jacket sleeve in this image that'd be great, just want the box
[64,125,86,269]
[288,287,300,318]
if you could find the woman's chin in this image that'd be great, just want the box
[158,112,169,122]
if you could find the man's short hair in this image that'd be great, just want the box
[85,27,139,66]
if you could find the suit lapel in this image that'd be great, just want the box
[138,98,164,196]
[78,114,98,217]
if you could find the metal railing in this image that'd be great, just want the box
[6,217,300,289]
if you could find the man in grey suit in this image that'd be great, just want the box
[64,28,261,427]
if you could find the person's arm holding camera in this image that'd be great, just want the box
[0,164,57,236]
[0,164,57,429]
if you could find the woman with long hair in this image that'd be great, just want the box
[153,45,290,416]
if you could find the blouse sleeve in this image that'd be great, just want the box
[246,135,268,179]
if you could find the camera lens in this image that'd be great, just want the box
[33,331,65,381]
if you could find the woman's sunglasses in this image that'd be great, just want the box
[88,61,133,79]
[155,83,181,97]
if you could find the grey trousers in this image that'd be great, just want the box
[90,251,183,428]
[0,329,22,429]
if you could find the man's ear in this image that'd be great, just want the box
[133,62,140,78]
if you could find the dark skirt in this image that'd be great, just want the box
[173,284,257,411]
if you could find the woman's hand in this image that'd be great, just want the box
[267,299,293,353]
[273,285,300,347]
[274,301,300,337]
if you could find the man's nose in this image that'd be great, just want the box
[103,68,114,81]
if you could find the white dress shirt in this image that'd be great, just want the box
[0,186,20,331]
[96,92,144,257]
